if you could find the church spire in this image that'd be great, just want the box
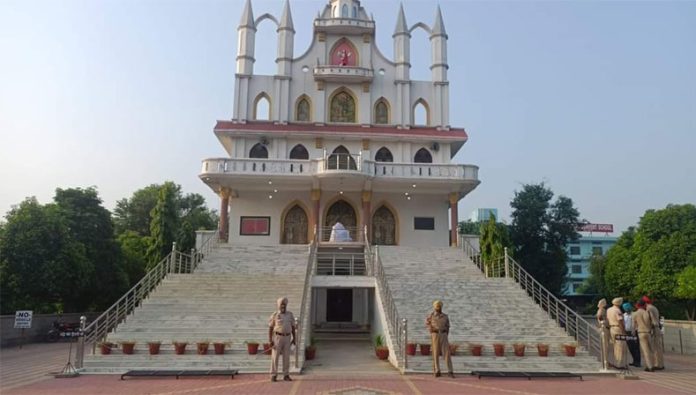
[279,0,294,31]
[431,4,447,37]
[240,0,255,28]
[394,3,408,35]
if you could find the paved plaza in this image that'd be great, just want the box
[2,342,695,395]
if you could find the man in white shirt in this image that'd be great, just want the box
[623,302,640,367]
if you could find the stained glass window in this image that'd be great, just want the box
[330,91,356,123]
[296,98,310,121]
[375,100,389,124]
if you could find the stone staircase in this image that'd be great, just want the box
[82,244,309,373]
[378,246,602,374]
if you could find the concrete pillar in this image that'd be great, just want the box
[219,188,231,242]
[362,190,372,243]
[449,192,459,247]
[311,189,321,241]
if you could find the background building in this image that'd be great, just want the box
[469,208,498,222]
[563,223,617,296]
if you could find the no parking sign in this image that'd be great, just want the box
[14,310,33,329]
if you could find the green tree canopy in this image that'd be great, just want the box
[674,266,696,320]
[479,215,512,276]
[146,182,179,269]
[509,183,580,294]
[458,220,481,235]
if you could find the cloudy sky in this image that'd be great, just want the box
[1,0,694,233]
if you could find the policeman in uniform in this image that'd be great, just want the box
[643,296,665,370]
[596,298,614,368]
[607,297,628,369]
[425,300,454,378]
[268,297,296,382]
[634,300,655,372]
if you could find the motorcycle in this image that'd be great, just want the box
[47,320,82,342]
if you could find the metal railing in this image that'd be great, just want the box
[315,252,366,275]
[323,153,361,171]
[372,246,404,365]
[460,238,601,360]
[363,225,374,275]
[319,225,363,243]
[295,238,316,369]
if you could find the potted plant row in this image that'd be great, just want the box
[374,335,389,360]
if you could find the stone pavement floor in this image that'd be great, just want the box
[2,342,695,395]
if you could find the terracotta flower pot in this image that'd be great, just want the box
[121,342,135,355]
[537,344,549,357]
[246,343,259,355]
[174,342,187,355]
[197,343,209,355]
[406,343,417,356]
[513,344,525,357]
[305,346,316,360]
[99,343,113,355]
[375,347,389,360]
[493,344,505,357]
[470,345,483,356]
[564,345,576,357]
[148,342,161,355]
[419,344,431,356]
[213,343,226,355]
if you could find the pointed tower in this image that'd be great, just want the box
[430,5,449,128]
[276,0,295,122]
[234,0,255,121]
[393,3,411,127]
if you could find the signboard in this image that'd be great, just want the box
[577,223,614,233]
[14,310,33,329]
[614,334,637,341]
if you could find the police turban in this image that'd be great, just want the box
[277,297,288,309]
[597,298,607,309]
[612,297,623,306]
[433,300,443,308]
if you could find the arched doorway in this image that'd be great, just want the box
[325,200,357,229]
[282,205,309,244]
[372,205,397,245]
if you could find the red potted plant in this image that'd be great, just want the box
[537,343,549,357]
[98,341,114,355]
[406,343,417,356]
[120,340,135,355]
[470,343,483,356]
[305,337,317,360]
[374,335,389,360]
[173,341,188,355]
[419,343,431,356]
[246,341,260,355]
[563,342,577,357]
[213,342,227,355]
[197,341,210,355]
[513,343,525,357]
[148,341,161,355]
[493,343,505,357]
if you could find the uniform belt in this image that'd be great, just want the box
[431,330,448,333]
[610,325,620,327]
[275,332,291,336]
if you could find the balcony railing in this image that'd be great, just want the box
[313,65,374,83]
[313,18,375,34]
[201,158,478,182]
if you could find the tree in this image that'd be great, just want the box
[118,231,149,285]
[458,220,481,235]
[479,215,512,276]
[54,187,129,310]
[0,198,91,314]
[113,184,163,236]
[509,183,580,294]
[146,182,179,269]
[674,266,696,321]
[577,253,608,297]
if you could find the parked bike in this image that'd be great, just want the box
[46,320,82,342]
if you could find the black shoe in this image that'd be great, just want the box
[644,368,653,372]
[448,372,455,378]
[271,375,277,382]
[434,372,441,377]
[655,367,665,370]
[283,375,292,381]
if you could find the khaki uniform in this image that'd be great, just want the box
[647,304,664,368]
[607,305,628,368]
[268,310,295,377]
[634,308,655,370]
[426,311,453,375]
[596,307,614,367]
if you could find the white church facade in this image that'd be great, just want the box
[200,0,480,249]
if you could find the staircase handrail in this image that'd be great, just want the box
[296,239,316,369]
[460,238,602,359]
[363,225,373,275]
[372,246,403,363]
[82,243,193,351]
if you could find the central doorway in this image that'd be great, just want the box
[326,288,353,322]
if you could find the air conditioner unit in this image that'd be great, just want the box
[430,142,440,151]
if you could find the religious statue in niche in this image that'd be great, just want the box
[330,40,357,67]
[297,98,310,121]
[330,92,356,123]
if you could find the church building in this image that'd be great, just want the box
[200,0,480,249]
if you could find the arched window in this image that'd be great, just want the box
[296,97,311,122]
[254,93,271,120]
[413,99,429,126]
[249,143,269,159]
[328,145,357,170]
[332,6,337,17]
[374,99,389,124]
[289,144,309,160]
[341,4,348,17]
[352,6,357,18]
[329,90,356,123]
[375,147,393,162]
[414,148,432,163]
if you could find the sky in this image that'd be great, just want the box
[1,0,695,234]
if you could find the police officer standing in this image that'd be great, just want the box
[607,297,628,369]
[643,296,665,370]
[268,297,296,382]
[634,300,655,372]
[425,300,454,378]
